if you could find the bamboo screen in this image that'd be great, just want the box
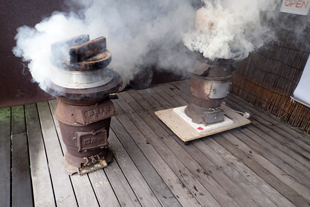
[231,26,310,134]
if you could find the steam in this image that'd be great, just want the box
[13,0,196,91]
[183,0,281,60]
[13,0,280,92]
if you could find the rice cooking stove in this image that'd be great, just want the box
[155,8,251,143]
[154,51,252,144]
[47,35,121,175]
[185,53,233,125]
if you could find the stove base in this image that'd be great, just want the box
[155,104,251,143]
[176,106,233,133]
[64,149,114,175]
[185,104,225,125]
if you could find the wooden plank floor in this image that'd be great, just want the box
[1,80,310,207]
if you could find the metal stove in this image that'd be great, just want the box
[155,8,251,144]
[47,35,121,175]
[185,53,234,125]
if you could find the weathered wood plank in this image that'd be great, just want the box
[108,130,150,207]
[114,95,220,207]
[225,129,310,201]
[11,105,33,207]
[115,114,202,207]
[104,159,141,207]
[229,94,308,143]
[161,82,190,104]
[170,80,190,98]
[136,88,162,110]
[225,97,310,169]
[37,102,78,207]
[171,79,310,170]
[112,97,125,115]
[0,107,11,207]
[228,94,310,154]
[111,117,182,207]
[126,89,177,136]
[147,81,296,206]
[151,85,180,107]
[159,81,190,108]
[120,92,146,112]
[106,130,162,207]
[157,83,189,106]
[7,80,310,207]
[154,81,310,207]
[205,138,295,207]
[121,93,217,207]
[145,87,172,109]
[215,132,309,206]
[138,110,250,207]
[127,89,155,111]
[247,124,310,170]
[191,138,277,207]
[235,127,310,183]
[48,100,66,150]
[131,86,259,207]
[25,104,56,207]
[48,99,100,207]
[69,174,99,207]
[88,170,120,207]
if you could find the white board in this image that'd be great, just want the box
[293,55,310,107]
[155,104,251,142]
[280,0,310,15]
[173,106,234,133]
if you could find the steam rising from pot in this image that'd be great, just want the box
[183,0,280,60]
[13,0,196,91]
[13,0,280,92]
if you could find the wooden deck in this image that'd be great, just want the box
[1,80,310,207]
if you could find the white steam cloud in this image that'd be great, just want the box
[13,0,196,91]
[183,0,280,60]
[13,0,280,92]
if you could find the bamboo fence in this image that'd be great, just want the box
[231,20,310,134]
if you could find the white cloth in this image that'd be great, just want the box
[293,55,310,107]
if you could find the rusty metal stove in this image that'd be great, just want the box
[185,53,233,125]
[46,35,121,175]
